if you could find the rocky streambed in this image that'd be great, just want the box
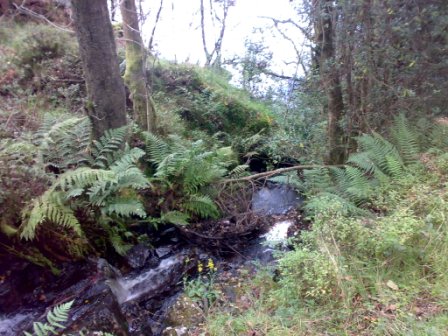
[0,183,304,336]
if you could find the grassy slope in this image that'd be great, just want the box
[204,154,448,335]
[151,61,273,138]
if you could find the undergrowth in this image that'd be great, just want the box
[204,119,448,335]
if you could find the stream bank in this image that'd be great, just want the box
[0,182,305,336]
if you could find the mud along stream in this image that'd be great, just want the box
[0,183,304,336]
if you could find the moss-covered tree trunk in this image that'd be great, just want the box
[313,0,346,165]
[120,0,157,133]
[71,0,127,139]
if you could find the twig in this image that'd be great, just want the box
[12,2,74,33]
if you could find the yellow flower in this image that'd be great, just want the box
[207,258,215,270]
[197,262,203,273]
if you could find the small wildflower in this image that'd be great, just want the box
[197,262,203,273]
[207,258,216,272]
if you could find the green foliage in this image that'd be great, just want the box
[143,133,236,223]
[205,150,448,335]
[390,114,421,165]
[303,115,425,217]
[24,300,73,336]
[20,117,148,256]
[35,114,92,172]
[151,62,273,138]
[12,24,74,69]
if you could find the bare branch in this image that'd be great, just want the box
[12,2,74,33]
[148,0,164,51]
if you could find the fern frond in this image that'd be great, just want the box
[21,192,81,240]
[302,168,334,195]
[91,126,128,168]
[183,194,220,219]
[56,167,117,191]
[46,300,73,329]
[161,211,190,226]
[103,198,146,218]
[36,116,91,172]
[391,114,420,165]
[26,300,73,336]
[229,164,249,178]
[430,123,448,150]
[110,147,145,173]
[143,132,171,164]
[109,234,133,256]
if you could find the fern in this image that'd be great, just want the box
[161,211,190,226]
[429,123,448,150]
[143,134,234,221]
[143,131,171,164]
[354,133,405,179]
[390,114,420,165]
[36,115,91,172]
[303,115,429,218]
[21,169,115,240]
[24,300,73,336]
[304,192,371,217]
[103,198,146,218]
[268,172,303,190]
[183,194,220,219]
[91,126,129,169]
[21,126,149,254]
[229,164,249,178]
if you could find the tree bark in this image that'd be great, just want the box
[313,0,346,164]
[120,0,157,133]
[71,0,127,139]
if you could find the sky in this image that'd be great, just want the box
[136,0,305,79]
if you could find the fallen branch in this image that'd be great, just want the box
[222,164,344,183]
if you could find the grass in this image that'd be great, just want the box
[202,154,448,335]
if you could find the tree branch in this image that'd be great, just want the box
[222,164,344,183]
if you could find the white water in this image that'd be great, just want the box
[262,220,294,246]
[107,255,181,304]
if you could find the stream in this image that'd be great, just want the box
[0,183,303,336]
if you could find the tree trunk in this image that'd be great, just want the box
[71,0,127,139]
[313,0,346,164]
[120,0,157,133]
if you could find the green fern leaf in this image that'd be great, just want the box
[183,194,220,219]
[91,126,128,168]
[143,132,171,164]
[104,198,146,218]
[391,114,420,165]
[161,211,190,226]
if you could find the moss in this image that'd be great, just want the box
[151,61,273,138]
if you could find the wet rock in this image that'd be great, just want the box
[112,250,197,304]
[0,312,36,336]
[63,282,129,336]
[155,246,173,259]
[252,184,302,215]
[125,244,159,270]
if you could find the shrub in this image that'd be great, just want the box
[12,24,75,70]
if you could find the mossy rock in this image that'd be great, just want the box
[164,294,204,332]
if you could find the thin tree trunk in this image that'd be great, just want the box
[313,0,346,164]
[120,0,157,133]
[71,0,127,139]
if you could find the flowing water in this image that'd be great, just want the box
[1,182,303,335]
[110,255,183,304]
